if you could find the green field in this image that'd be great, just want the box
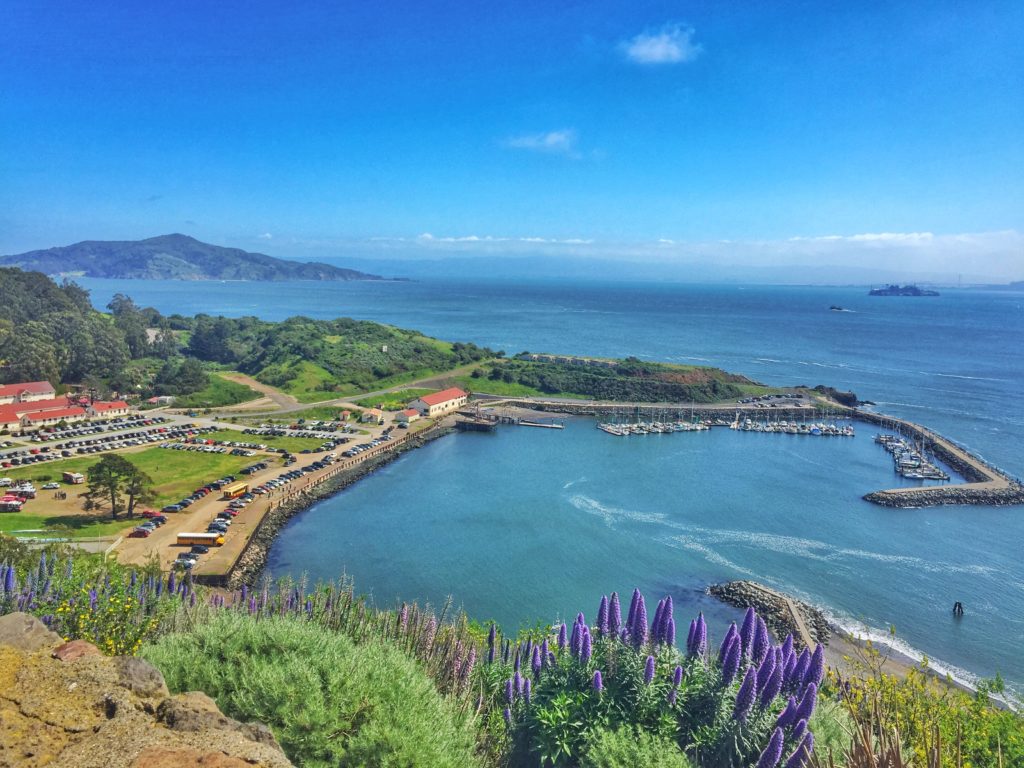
[0,511,135,539]
[199,428,328,454]
[5,448,264,503]
[173,373,262,409]
[354,388,434,411]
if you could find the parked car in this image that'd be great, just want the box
[128,528,151,538]
[190,545,210,554]
[42,482,60,490]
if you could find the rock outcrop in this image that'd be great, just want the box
[708,581,831,648]
[0,613,292,768]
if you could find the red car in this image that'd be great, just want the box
[128,528,151,538]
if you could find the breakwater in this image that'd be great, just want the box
[193,423,454,588]
[485,398,1024,508]
[853,409,1024,508]
[708,580,830,649]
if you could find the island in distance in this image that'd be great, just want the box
[0,233,395,281]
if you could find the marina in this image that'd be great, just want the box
[875,433,950,481]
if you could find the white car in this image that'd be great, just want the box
[0,478,12,487]
[42,482,60,490]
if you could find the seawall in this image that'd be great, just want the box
[193,423,454,588]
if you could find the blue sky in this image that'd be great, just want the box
[2,2,1022,278]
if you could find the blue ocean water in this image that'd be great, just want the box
[81,277,1024,694]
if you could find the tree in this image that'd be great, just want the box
[81,454,152,519]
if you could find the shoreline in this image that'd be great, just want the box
[708,579,1020,710]
[196,422,455,589]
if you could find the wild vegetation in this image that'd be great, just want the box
[0,267,494,403]
[1,542,1021,767]
[468,356,753,403]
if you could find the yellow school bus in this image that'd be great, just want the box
[222,482,249,500]
[177,532,225,547]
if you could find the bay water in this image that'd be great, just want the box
[81,277,1024,696]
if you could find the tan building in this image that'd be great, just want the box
[395,408,421,424]
[361,407,384,424]
[411,387,468,418]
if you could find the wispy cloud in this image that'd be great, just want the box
[417,232,593,245]
[621,23,701,65]
[257,232,273,240]
[505,129,579,157]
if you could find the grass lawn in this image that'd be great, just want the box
[273,361,340,402]
[0,511,134,539]
[199,428,328,453]
[5,447,263,511]
[354,388,434,411]
[173,373,262,409]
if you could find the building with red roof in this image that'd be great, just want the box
[395,408,421,424]
[20,407,87,427]
[88,400,130,417]
[410,387,468,418]
[0,381,56,405]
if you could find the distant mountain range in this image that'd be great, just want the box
[0,234,389,281]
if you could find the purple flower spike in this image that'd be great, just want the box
[514,648,521,672]
[523,678,531,705]
[514,671,523,695]
[609,592,622,638]
[753,617,770,666]
[686,619,697,654]
[661,596,674,640]
[557,623,567,651]
[532,645,542,678]
[570,621,581,657]
[487,622,496,650]
[4,566,15,593]
[597,595,609,638]
[627,588,641,633]
[756,727,785,768]
[673,665,683,687]
[740,607,756,657]
[644,655,656,684]
[792,718,808,743]
[593,669,603,692]
[668,687,677,705]
[795,682,817,722]
[581,627,592,664]
[503,706,512,726]
[756,650,777,692]
[693,613,707,657]
[790,649,811,692]
[632,593,648,648]
[719,623,739,660]
[780,634,794,661]
[805,645,825,690]
[782,652,798,691]
[760,662,784,707]
[785,733,814,768]
[505,678,514,703]
[733,666,758,722]
[776,696,798,729]
[722,636,742,685]
[665,617,676,647]
[540,638,549,667]
[652,599,665,644]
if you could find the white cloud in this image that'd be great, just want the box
[505,129,579,156]
[621,24,701,65]
[257,232,273,240]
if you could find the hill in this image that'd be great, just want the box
[1,234,387,281]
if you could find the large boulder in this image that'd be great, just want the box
[0,634,293,768]
[0,612,61,653]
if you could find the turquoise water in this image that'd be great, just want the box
[80,277,1024,695]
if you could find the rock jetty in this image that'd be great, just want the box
[0,612,292,768]
[708,581,830,649]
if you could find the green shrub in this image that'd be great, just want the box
[143,612,482,768]
[581,726,693,767]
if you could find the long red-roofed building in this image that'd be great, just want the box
[0,381,56,405]
[410,387,469,418]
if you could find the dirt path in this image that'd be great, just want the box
[218,373,300,411]
[218,362,482,417]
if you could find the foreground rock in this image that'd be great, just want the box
[0,613,292,768]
